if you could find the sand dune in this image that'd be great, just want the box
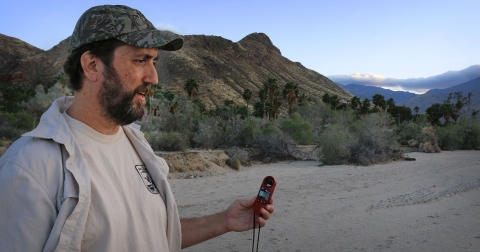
[171,150,480,252]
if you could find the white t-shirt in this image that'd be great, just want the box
[63,112,169,252]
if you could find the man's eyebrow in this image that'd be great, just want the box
[135,53,158,60]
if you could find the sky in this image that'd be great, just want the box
[1,0,479,92]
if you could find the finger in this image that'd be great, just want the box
[259,207,271,220]
[265,204,275,214]
[268,197,274,204]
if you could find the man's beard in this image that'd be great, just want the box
[98,66,151,126]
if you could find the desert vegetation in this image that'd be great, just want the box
[1,76,479,165]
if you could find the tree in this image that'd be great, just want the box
[441,102,456,125]
[263,77,278,120]
[282,82,299,117]
[329,95,340,110]
[350,96,362,119]
[387,98,395,112]
[258,88,268,120]
[183,78,198,100]
[425,103,443,125]
[0,83,36,112]
[321,93,331,106]
[414,106,419,115]
[372,94,386,112]
[360,98,370,116]
[242,88,252,110]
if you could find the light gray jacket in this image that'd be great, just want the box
[0,97,182,251]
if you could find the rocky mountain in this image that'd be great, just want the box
[0,34,70,87]
[339,83,417,103]
[0,32,350,108]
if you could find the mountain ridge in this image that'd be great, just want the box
[0,32,351,108]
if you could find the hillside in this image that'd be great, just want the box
[0,34,69,86]
[340,83,417,103]
[0,32,351,108]
[398,77,480,114]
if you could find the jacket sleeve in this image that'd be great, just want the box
[0,161,57,251]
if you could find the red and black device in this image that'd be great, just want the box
[253,176,277,215]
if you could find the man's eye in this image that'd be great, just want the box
[135,60,145,64]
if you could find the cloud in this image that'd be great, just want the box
[155,23,182,34]
[329,73,387,84]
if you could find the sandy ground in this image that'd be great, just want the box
[170,150,480,252]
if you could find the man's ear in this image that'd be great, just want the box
[80,51,99,82]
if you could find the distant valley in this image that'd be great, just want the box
[336,70,480,114]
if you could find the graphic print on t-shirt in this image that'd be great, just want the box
[135,165,159,194]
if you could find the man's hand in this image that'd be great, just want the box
[180,197,275,249]
[225,196,275,232]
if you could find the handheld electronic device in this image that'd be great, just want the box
[253,176,276,215]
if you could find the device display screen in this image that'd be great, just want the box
[258,190,270,200]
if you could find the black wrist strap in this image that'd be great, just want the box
[252,213,261,252]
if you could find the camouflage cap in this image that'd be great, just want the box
[69,5,183,53]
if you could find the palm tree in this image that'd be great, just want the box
[242,88,252,115]
[273,90,283,120]
[425,103,443,125]
[258,88,268,120]
[386,98,395,112]
[321,93,331,106]
[372,94,386,112]
[350,96,361,119]
[414,106,419,115]
[329,95,340,110]
[263,77,278,119]
[183,78,198,100]
[360,98,371,116]
[441,102,456,125]
[282,82,299,117]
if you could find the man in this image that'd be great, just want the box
[0,5,274,251]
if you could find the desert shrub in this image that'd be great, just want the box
[0,111,35,140]
[251,122,295,162]
[136,116,162,132]
[0,125,21,140]
[395,121,423,145]
[159,97,194,135]
[317,123,351,165]
[347,114,400,165]
[192,118,221,149]
[225,147,250,169]
[24,83,70,118]
[146,131,189,151]
[279,112,314,145]
[236,117,263,146]
[434,124,463,151]
[418,126,441,153]
[470,124,480,149]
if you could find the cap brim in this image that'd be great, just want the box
[118,29,184,51]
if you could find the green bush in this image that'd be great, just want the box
[317,123,351,165]
[146,131,189,151]
[279,112,314,145]
[434,124,463,151]
[395,121,423,145]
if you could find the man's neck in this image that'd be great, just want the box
[66,93,120,135]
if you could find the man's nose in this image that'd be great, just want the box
[144,62,158,85]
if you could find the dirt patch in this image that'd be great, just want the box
[156,150,236,179]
